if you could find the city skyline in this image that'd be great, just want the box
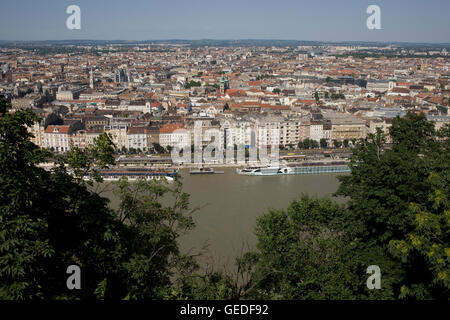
[1,0,450,43]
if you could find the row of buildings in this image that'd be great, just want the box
[27,109,371,152]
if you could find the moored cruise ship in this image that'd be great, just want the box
[189,167,225,174]
[83,168,178,181]
[236,161,351,176]
[236,166,283,176]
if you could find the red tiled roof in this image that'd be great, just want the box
[45,125,70,134]
[391,87,410,93]
[127,127,147,135]
[226,89,247,97]
[159,123,183,134]
[260,104,290,110]
[296,99,316,106]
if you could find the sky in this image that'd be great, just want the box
[0,0,449,43]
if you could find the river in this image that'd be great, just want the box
[99,168,345,269]
[176,168,345,268]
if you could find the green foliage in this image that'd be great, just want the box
[113,177,196,299]
[0,97,198,300]
[255,74,273,81]
[240,113,449,300]
[184,81,201,89]
[387,170,449,299]
[314,92,320,102]
[343,139,349,148]
[331,93,345,100]
[0,98,122,299]
[152,142,165,154]
[298,139,319,149]
[333,140,342,148]
[168,271,238,300]
[65,132,116,184]
[240,196,396,299]
[335,113,450,299]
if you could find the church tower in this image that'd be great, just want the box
[89,68,94,89]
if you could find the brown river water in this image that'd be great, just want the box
[99,167,345,269]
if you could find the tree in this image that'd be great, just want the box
[335,112,450,299]
[0,96,199,300]
[273,88,281,94]
[302,139,311,149]
[331,93,345,100]
[0,96,121,299]
[389,172,450,299]
[314,92,320,103]
[320,138,328,149]
[239,113,450,300]
[343,139,349,148]
[240,195,396,299]
[184,81,201,89]
[112,178,197,299]
[66,132,116,184]
[333,140,342,148]
[152,142,165,154]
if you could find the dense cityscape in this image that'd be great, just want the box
[1,42,449,162]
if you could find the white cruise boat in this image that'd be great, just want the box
[82,168,178,182]
[236,161,350,176]
[236,166,282,176]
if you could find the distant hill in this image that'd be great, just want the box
[0,39,449,49]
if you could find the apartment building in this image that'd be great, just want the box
[104,124,128,150]
[45,125,72,152]
[309,121,324,142]
[126,127,148,151]
[159,123,186,148]
[325,113,366,141]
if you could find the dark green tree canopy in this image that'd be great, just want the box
[0,97,197,300]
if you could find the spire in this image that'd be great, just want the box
[89,68,94,89]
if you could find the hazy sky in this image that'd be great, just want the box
[1,0,449,43]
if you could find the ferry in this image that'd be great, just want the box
[84,168,178,181]
[189,167,224,174]
[236,161,351,176]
